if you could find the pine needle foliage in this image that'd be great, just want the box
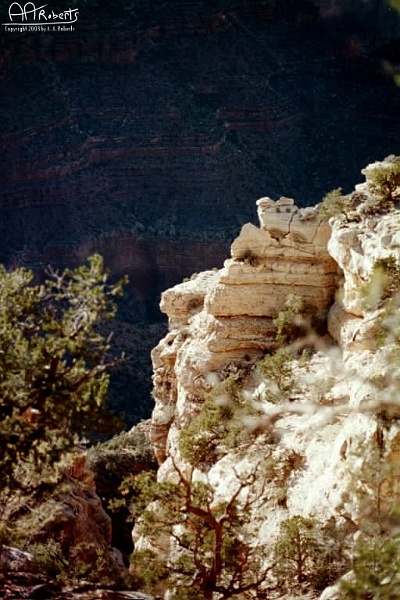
[273,516,348,593]
[0,254,127,494]
[179,374,262,469]
[317,188,351,220]
[362,155,400,209]
[362,256,400,312]
[129,459,274,600]
[341,535,400,599]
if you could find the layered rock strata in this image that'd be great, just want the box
[2,0,400,427]
[1,0,400,275]
[150,198,337,462]
[146,157,400,598]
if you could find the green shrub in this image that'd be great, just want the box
[363,155,400,210]
[273,293,307,344]
[179,375,261,468]
[130,548,169,594]
[29,542,67,579]
[318,188,352,219]
[341,535,400,599]
[0,254,126,494]
[28,539,127,587]
[258,348,295,402]
[129,460,274,600]
[362,255,400,311]
[318,157,400,219]
[273,516,348,593]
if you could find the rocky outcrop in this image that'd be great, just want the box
[8,452,126,582]
[2,0,400,429]
[1,439,157,599]
[1,0,399,274]
[0,546,36,574]
[212,197,336,318]
[146,157,400,597]
[0,571,155,600]
[327,206,400,351]
[327,157,400,349]
[150,197,338,462]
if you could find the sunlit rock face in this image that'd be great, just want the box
[328,212,400,317]
[210,198,336,319]
[326,209,400,354]
[150,198,337,463]
[1,0,399,280]
[327,156,400,349]
[145,159,400,598]
[2,0,400,428]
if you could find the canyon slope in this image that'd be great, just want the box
[144,156,400,598]
[1,0,400,422]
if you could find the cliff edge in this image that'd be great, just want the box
[141,156,400,598]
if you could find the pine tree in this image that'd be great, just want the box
[129,458,274,599]
[0,254,127,494]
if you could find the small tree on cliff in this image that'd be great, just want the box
[0,254,126,494]
[129,457,274,599]
[273,515,348,593]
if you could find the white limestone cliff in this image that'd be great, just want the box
[150,199,337,464]
[144,157,400,598]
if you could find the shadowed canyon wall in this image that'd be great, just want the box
[1,0,400,422]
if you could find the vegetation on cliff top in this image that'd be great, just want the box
[318,155,400,221]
